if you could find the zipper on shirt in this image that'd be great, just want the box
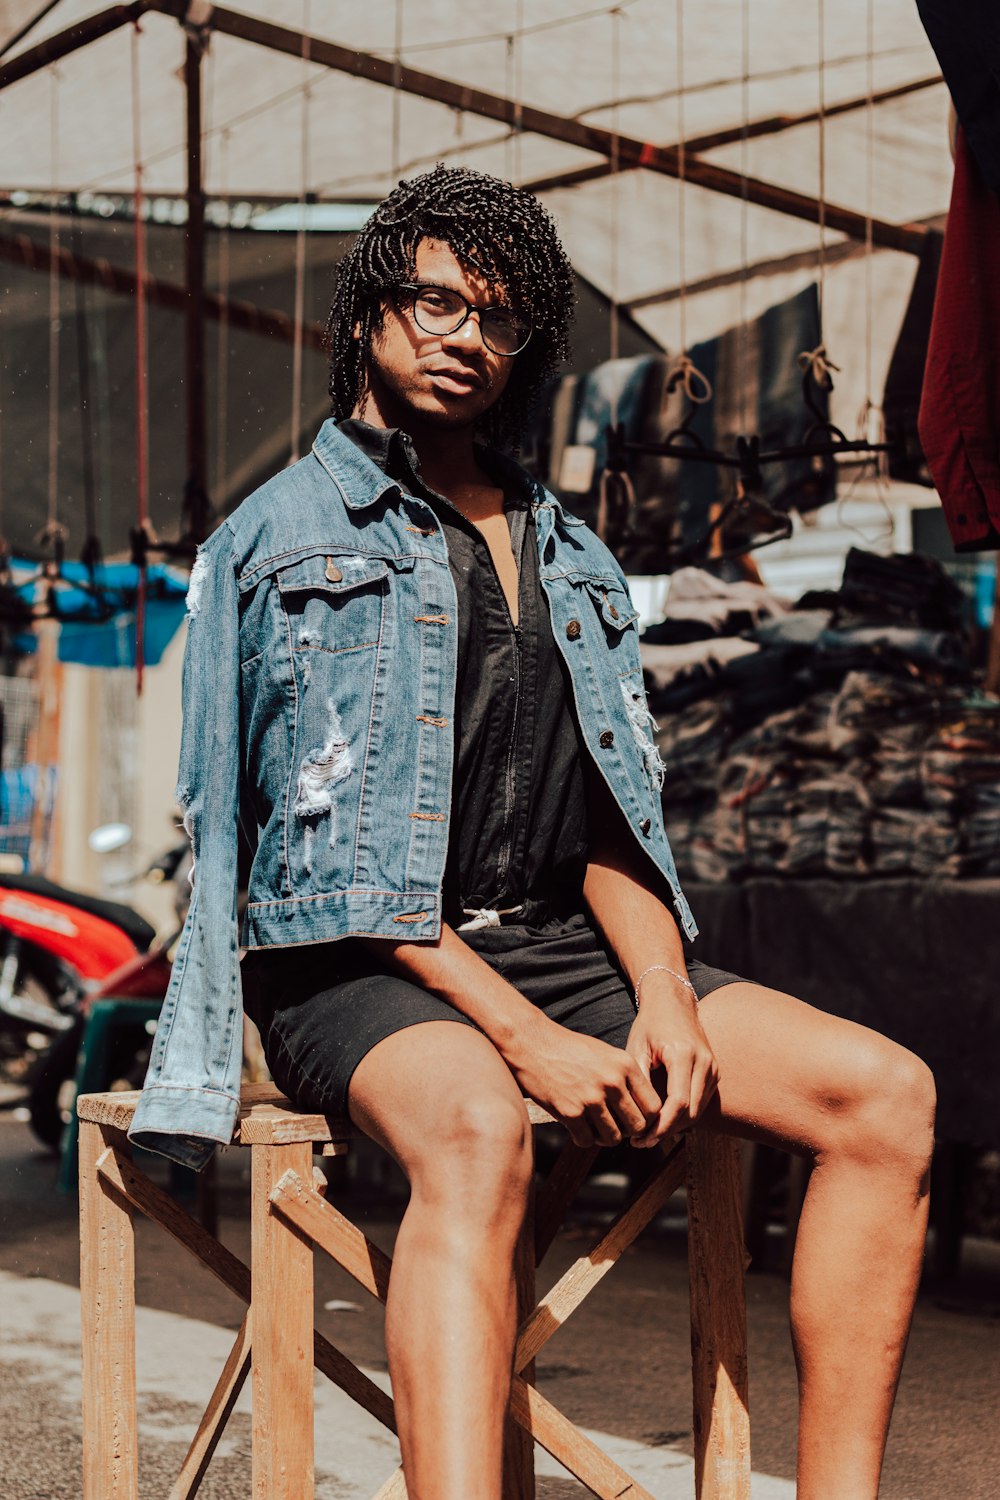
[495,621,523,894]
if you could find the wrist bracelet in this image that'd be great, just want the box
[633,962,697,1011]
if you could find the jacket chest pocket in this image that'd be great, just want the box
[574,577,639,652]
[276,552,390,655]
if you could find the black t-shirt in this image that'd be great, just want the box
[338,419,589,925]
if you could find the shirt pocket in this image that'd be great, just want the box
[276,551,390,656]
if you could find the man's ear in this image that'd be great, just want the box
[351,321,362,341]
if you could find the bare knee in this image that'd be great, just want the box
[411,1093,534,1227]
[818,1039,935,1183]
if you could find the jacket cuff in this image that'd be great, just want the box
[128,1084,240,1172]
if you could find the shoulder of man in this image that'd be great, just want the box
[217,422,382,568]
[527,480,631,590]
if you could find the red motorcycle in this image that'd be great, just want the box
[0,839,188,1146]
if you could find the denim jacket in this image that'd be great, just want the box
[129,420,698,1168]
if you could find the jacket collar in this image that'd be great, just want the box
[311,418,404,510]
[310,416,585,528]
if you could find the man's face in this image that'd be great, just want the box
[359,238,518,430]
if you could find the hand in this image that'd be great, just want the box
[625,995,720,1148]
[507,1021,663,1149]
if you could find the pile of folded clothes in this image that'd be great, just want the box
[647,549,1000,880]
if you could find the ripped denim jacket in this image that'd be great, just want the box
[129,420,698,1169]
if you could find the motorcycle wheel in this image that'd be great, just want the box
[26,1017,84,1151]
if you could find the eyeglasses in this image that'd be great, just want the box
[392,282,532,357]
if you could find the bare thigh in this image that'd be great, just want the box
[347,1020,534,1186]
[694,982,935,1158]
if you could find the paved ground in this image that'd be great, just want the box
[1,1109,998,1499]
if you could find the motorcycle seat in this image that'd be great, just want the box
[0,872,157,953]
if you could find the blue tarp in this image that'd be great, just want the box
[10,558,188,668]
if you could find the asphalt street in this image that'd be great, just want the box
[1,1108,998,1499]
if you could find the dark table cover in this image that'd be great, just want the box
[685,878,1000,1148]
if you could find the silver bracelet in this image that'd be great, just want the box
[633,962,697,1011]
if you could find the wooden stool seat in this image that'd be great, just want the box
[78,1082,751,1499]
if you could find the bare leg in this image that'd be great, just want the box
[696,983,935,1500]
[348,1021,533,1500]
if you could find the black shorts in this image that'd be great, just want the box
[241,912,745,1120]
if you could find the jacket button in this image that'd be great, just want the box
[566,619,582,640]
[640,817,652,837]
[325,557,343,582]
[599,730,614,748]
[608,604,619,619]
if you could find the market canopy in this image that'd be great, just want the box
[0,0,953,553]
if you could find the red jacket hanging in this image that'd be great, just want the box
[918,128,1000,552]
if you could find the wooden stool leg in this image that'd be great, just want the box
[252,1142,315,1500]
[80,1119,138,1500]
[503,1196,536,1500]
[686,1132,751,1500]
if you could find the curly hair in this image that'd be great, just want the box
[324,164,575,450]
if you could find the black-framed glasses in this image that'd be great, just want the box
[392,282,532,357]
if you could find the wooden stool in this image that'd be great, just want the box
[78,1083,751,1499]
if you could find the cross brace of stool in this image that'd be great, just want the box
[79,1087,751,1500]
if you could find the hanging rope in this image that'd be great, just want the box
[667,355,713,405]
[797,344,840,391]
[131,22,149,695]
[737,0,751,433]
[504,0,525,182]
[608,5,623,372]
[513,0,525,180]
[816,0,828,326]
[674,0,688,358]
[289,0,311,465]
[41,66,66,570]
[597,5,633,551]
[855,0,885,456]
[71,212,100,573]
[667,0,712,411]
[391,0,403,181]
[504,31,515,181]
[796,0,840,437]
[215,130,231,507]
[838,0,889,539]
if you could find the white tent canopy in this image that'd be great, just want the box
[0,0,950,492]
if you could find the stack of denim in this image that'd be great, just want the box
[647,549,1000,882]
[964,787,1000,873]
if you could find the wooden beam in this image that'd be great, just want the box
[625,211,945,312]
[80,1125,139,1500]
[169,1313,252,1500]
[679,73,944,157]
[686,1133,751,1500]
[96,1143,399,1432]
[625,238,870,312]
[0,0,178,91]
[0,0,68,61]
[0,228,326,348]
[251,1143,315,1499]
[180,2,927,255]
[521,73,944,197]
[519,161,621,195]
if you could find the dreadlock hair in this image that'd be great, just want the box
[325,164,575,450]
